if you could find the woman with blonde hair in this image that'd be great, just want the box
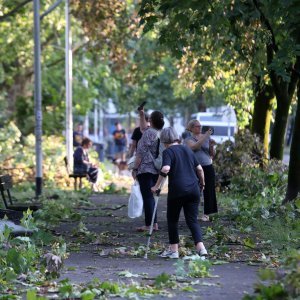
[185,119,218,221]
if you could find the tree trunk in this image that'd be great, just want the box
[252,79,274,158]
[5,74,31,118]
[269,96,290,160]
[283,82,300,203]
[269,57,300,160]
[197,92,206,112]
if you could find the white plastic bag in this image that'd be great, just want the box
[128,180,143,218]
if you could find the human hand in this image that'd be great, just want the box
[132,169,137,179]
[138,108,145,118]
[206,128,213,136]
[151,186,158,194]
[137,101,147,111]
[209,139,216,146]
[199,182,205,191]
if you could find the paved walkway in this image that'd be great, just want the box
[0,219,33,235]
[54,193,260,299]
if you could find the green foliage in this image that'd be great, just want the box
[26,289,47,300]
[0,212,55,288]
[0,122,111,190]
[188,259,212,278]
[244,251,300,299]
[214,130,265,187]
[214,130,288,204]
[230,160,287,200]
[154,272,172,288]
[174,258,212,279]
[103,182,127,194]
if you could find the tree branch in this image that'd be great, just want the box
[25,40,91,77]
[288,56,300,98]
[0,0,32,22]
[252,0,278,52]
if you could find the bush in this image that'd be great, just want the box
[0,122,107,189]
[214,129,265,188]
[244,251,300,299]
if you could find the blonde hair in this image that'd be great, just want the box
[186,119,199,132]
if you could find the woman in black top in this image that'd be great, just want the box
[74,137,98,184]
[151,127,208,259]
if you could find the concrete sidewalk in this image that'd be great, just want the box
[56,193,259,299]
[0,219,33,236]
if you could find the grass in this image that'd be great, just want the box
[254,216,300,253]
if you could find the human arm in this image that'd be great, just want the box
[125,132,129,148]
[185,129,213,151]
[131,154,142,180]
[209,138,216,158]
[83,152,98,168]
[151,165,170,193]
[196,164,205,190]
[74,148,95,169]
[127,140,137,158]
[139,109,148,133]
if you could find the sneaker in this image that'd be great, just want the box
[160,249,179,259]
[198,248,208,257]
[200,215,210,222]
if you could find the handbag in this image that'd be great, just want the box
[128,180,143,218]
[150,138,164,170]
[127,155,136,171]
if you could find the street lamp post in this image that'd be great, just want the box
[33,0,43,197]
[65,0,73,170]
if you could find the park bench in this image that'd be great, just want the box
[0,174,42,212]
[63,157,87,190]
[0,208,24,224]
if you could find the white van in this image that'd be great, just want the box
[191,106,237,144]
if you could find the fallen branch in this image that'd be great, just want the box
[102,204,127,211]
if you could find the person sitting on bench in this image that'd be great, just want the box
[73,137,99,188]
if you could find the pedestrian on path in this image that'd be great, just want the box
[127,110,150,158]
[185,119,218,222]
[113,122,128,161]
[132,110,165,232]
[151,127,208,259]
[73,123,84,147]
[73,137,99,190]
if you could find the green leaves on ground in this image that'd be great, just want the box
[244,251,300,299]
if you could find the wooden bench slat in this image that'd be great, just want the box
[64,156,87,190]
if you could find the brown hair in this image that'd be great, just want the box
[81,137,92,147]
[150,111,164,130]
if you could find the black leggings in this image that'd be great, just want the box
[202,164,218,215]
[167,190,203,245]
[137,173,159,226]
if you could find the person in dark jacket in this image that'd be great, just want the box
[151,127,208,259]
[73,123,84,147]
[74,137,98,184]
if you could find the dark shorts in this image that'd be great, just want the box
[115,144,126,154]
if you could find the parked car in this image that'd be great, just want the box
[191,106,237,144]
